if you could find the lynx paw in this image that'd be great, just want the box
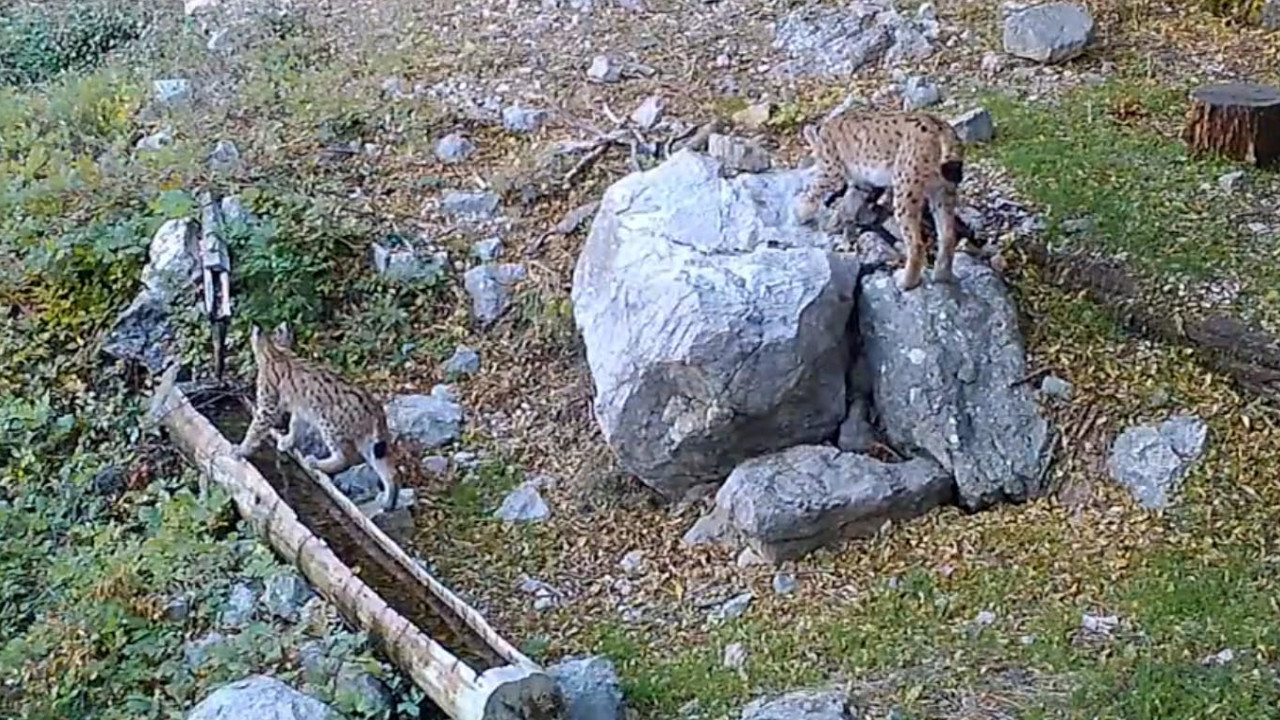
[276,435,295,453]
[231,443,249,460]
[894,268,923,292]
[301,454,320,469]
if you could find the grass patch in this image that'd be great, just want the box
[982,80,1280,328]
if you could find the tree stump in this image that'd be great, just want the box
[1182,83,1280,168]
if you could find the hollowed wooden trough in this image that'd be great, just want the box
[149,370,562,720]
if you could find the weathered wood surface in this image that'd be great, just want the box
[1182,83,1280,168]
[149,373,563,720]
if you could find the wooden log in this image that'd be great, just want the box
[148,370,563,720]
[1182,83,1280,168]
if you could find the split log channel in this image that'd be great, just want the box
[149,375,563,720]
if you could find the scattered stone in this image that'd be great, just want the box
[740,690,855,720]
[136,128,174,151]
[435,132,476,164]
[90,465,126,497]
[1217,170,1245,194]
[297,640,334,684]
[772,572,798,595]
[950,107,995,144]
[774,1,935,77]
[385,387,464,448]
[901,75,941,110]
[981,51,1008,75]
[710,445,953,562]
[502,105,550,134]
[735,547,767,567]
[1264,0,1280,30]
[472,237,504,262]
[187,675,335,720]
[587,55,623,83]
[153,78,192,106]
[1107,414,1209,509]
[859,256,1052,511]
[572,150,854,498]
[549,656,625,720]
[221,195,254,226]
[335,665,393,716]
[494,480,551,523]
[1039,374,1073,399]
[710,592,753,622]
[630,95,666,129]
[141,219,199,303]
[184,0,218,15]
[706,133,773,174]
[1202,648,1235,667]
[1080,612,1120,638]
[207,139,240,172]
[682,510,734,547]
[371,241,448,284]
[183,632,227,670]
[421,455,449,476]
[220,583,257,628]
[732,102,774,130]
[102,292,179,373]
[618,550,647,575]
[262,571,315,621]
[1002,1,1095,64]
[1061,216,1094,235]
[553,201,601,237]
[206,27,234,54]
[165,594,191,622]
[332,464,380,504]
[974,610,997,626]
[1020,634,1037,645]
[441,190,501,220]
[723,642,748,669]
[463,263,527,325]
[443,345,481,379]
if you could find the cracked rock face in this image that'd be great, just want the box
[571,150,857,498]
[858,255,1052,510]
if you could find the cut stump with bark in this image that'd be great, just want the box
[1182,83,1280,168]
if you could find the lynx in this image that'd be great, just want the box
[233,323,399,513]
[795,109,964,291]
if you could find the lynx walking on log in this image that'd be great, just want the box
[233,323,400,513]
[795,110,965,291]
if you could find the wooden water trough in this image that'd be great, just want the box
[148,369,563,720]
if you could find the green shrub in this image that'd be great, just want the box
[0,2,145,87]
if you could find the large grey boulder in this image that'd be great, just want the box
[1002,2,1095,64]
[141,218,200,303]
[1108,414,1208,509]
[741,690,856,720]
[101,292,179,372]
[572,150,857,498]
[707,445,953,562]
[858,256,1051,511]
[385,385,463,448]
[187,675,335,720]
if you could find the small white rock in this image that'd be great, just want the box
[619,549,647,575]
[587,55,622,83]
[974,610,997,626]
[722,642,748,669]
[630,95,666,130]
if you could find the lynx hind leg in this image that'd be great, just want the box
[929,185,960,284]
[891,179,928,292]
[360,437,400,513]
[305,424,358,476]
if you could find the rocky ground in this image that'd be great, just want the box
[3,0,1280,718]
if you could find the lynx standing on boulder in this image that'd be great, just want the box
[795,109,965,291]
[233,323,400,514]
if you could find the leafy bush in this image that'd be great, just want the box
[1200,0,1264,21]
[0,2,144,87]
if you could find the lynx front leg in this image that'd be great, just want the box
[795,160,846,226]
[891,186,928,291]
[929,186,960,284]
[234,391,279,459]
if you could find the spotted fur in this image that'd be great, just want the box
[795,109,965,291]
[233,323,399,513]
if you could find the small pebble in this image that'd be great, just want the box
[772,572,798,595]
[722,642,748,669]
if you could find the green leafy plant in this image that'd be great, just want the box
[0,2,145,87]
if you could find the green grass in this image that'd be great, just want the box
[981,80,1280,329]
